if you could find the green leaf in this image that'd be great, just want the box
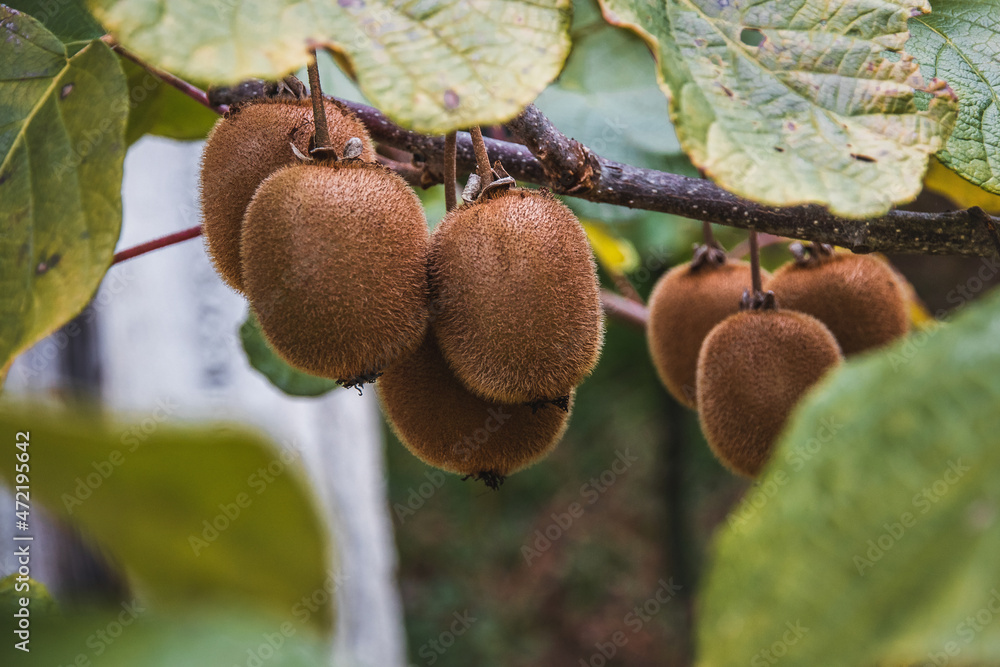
[240,312,340,398]
[0,8,127,371]
[697,288,1000,666]
[535,0,695,175]
[0,403,335,633]
[2,608,328,666]
[599,0,958,218]
[909,0,1000,195]
[4,0,104,45]
[121,59,219,145]
[86,0,572,134]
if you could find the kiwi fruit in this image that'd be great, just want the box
[241,160,428,383]
[696,307,842,477]
[199,97,375,292]
[429,188,603,404]
[768,250,909,355]
[647,255,771,409]
[379,335,572,486]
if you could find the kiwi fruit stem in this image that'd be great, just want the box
[306,51,332,151]
[702,220,717,248]
[749,230,763,294]
[444,131,458,212]
[741,230,776,311]
[470,126,494,187]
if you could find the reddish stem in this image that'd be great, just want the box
[112,225,203,265]
[600,290,648,330]
[101,36,229,115]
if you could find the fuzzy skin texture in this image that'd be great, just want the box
[429,189,604,403]
[696,310,841,477]
[241,161,428,380]
[647,260,769,409]
[379,336,571,477]
[200,98,375,293]
[768,254,909,355]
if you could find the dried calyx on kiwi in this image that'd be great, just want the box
[199,92,375,293]
[768,243,909,355]
[696,288,842,477]
[241,139,429,389]
[429,165,604,406]
[378,335,573,488]
[647,242,771,409]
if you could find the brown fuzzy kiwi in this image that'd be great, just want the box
[696,308,841,477]
[199,97,375,293]
[768,252,909,355]
[379,335,572,486]
[647,257,771,409]
[429,188,603,404]
[241,160,428,383]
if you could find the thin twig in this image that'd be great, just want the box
[600,290,648,330]
[307,51,331,151]
[444,131,457,212]
[101,36,229,115]
[111,226,203,265]
[108,227,647,329]
[469,127,493,187]
[611,274,644,305]
[374,155,425,187]
[113,51,998,257]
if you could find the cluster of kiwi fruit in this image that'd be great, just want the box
[648,238,909,477]
[199,83,603,488]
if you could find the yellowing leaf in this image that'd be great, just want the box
[924,159,1000,214]
[583,221,640,274]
